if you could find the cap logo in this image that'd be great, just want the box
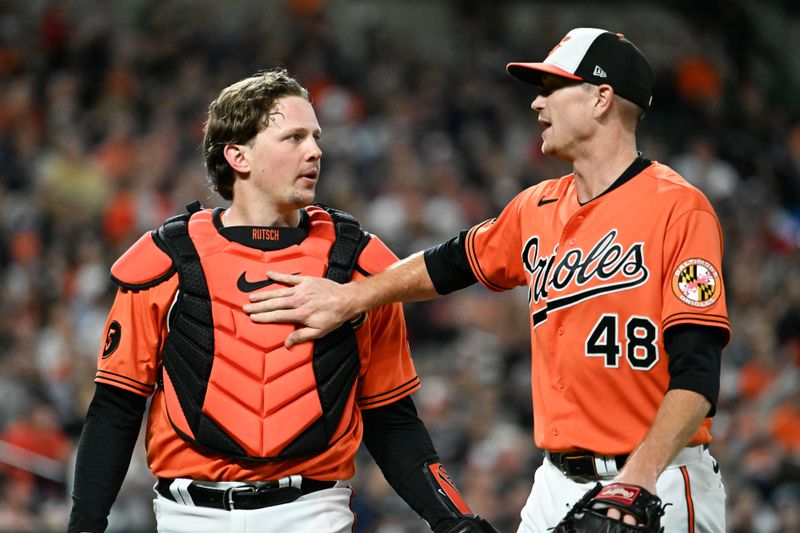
[547,35,572,57]
[593,65,607,78]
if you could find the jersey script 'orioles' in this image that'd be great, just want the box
[95,207,420,481]
[465,159,730,455]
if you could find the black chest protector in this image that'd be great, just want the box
[153,203,370,462]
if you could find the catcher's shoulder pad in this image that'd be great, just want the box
[110,231,175,290]
[353,234,398,278]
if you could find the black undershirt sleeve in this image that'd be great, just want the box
[423,230,478,295]
[68,383,148,533]
[664,324,725,417]
[362,396,469,533]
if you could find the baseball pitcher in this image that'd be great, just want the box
[245,29,730,533]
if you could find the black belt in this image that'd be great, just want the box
[546,444,709,482]
[546,451,628,482]
[157,477,337,510]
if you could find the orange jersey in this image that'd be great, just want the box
[465,160,730,455]
[95,207,419,481]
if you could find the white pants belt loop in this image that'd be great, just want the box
[281,475,302,489]
[168,478,194,506]
[593,455,619,478]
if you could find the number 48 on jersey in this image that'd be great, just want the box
[585,314,659,370]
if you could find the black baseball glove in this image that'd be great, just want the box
[552,482,666,532]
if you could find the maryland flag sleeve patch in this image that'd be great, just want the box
[671,258,721,308]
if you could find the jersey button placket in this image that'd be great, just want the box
[564,209,586,247]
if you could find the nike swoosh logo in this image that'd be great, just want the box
[236,272,300,293]
[537,197,558,206]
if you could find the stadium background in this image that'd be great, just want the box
[0,0,799,531]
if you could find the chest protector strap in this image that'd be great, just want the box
[155,203,370,461]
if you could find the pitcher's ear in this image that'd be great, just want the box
[593,84,614,118]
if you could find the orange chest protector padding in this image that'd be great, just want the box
[154,203,370,462]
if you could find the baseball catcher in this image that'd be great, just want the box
[68,69,500,533]
[553,482,667,532]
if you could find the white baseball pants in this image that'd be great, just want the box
[517,445,726,532]
[153,481,355,533]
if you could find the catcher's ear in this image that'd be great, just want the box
[223,143,250,174]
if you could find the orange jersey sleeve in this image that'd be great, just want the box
[355,301,420,409]
[95,278,177,396]
[353,234,421,409]
[465,189,532,291]
[661,208,730,341]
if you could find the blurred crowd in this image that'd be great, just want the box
[0,0,799,531]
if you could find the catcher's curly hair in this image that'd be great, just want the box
[203,68,310,201]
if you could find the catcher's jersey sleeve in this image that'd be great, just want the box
[94,279,177,396]
[353,234,421,409]
[355,301,419,409]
